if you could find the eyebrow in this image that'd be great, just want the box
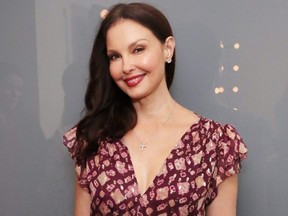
[107,39,148,53]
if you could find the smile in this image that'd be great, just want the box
[123,74,145,87]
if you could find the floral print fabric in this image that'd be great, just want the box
[63,116,247,216]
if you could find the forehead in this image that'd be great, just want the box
[106,19,159,48]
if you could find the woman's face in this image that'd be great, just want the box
[106,19,174,101]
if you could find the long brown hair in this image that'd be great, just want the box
[75,3,176,165]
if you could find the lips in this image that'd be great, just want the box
[123,74,145,87]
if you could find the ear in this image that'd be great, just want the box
[164,36,175,61]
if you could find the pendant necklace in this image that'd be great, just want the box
[132,107,175,152]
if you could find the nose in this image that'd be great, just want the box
[122,56,135,74]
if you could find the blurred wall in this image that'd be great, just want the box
[0,0,287,215]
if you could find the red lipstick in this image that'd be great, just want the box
[123,74,145,87]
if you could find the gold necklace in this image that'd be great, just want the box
[132,108,174,151]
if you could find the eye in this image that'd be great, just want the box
[108,54,120,61]
[133,47,144,54]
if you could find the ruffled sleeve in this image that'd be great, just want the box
[63,127,90,192]
[206,123,248,204]
[215,124,247,184]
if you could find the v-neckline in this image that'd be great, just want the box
[118,116,203,196]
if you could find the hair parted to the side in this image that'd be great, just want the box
[75,3,176,165]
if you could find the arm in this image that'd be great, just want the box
[74,173,91,216]
[206,174,238,216]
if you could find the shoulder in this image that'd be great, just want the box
[63,126,79,160]
[63,126,77,146]
[205,117,248,156]
[187,115,248,164]
[196,115,244,142]
[198,115,248,177]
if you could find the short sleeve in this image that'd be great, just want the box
[63,127,90,192]
[206,124,248,204]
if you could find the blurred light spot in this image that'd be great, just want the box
[100,9,109,19]
[215,87,225,94]
[219,65,224,72]
[220,41,224,49]
[233,65,239,72]
[234,43,240,49]
[219,87,225,93]
[232,86,239,93]
[233,107,238,111]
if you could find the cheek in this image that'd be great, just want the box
[109,63,121,81]
[137,55,157,72]
[140,53,163,71]
[140,56,150,68]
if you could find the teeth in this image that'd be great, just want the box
[127,77,142,84]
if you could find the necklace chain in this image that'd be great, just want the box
[132,107,175,151]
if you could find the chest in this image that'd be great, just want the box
[86,137,217,215]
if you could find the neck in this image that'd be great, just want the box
[132,90,176,126]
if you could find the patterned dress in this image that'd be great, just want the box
[63,116,248,216]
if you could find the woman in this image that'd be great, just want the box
[63,3,247,215]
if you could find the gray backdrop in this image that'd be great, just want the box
[0,0,287,215]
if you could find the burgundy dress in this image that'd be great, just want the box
[63,116,247,216]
